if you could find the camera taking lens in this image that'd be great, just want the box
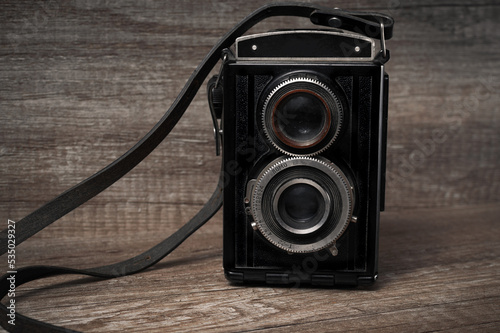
[248,156,354,254]
[275,179,329,234]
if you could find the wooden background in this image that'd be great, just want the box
[1,0,499,332]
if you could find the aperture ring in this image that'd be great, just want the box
[250,156,354,253]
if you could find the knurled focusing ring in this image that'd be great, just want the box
[262,76,344,156]
[250,156,354,253]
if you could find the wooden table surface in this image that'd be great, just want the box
[6,204,500,332]
[1,1,499,332]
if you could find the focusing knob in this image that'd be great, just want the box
[208,75,224,119]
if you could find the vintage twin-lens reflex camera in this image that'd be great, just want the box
[215,27,389,287]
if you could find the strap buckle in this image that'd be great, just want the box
[380,21,387,59]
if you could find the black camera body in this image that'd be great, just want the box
[221,29,388,287]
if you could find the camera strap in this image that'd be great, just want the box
[0,4,393,332]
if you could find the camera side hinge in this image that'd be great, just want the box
[208,49,234,156]
[245,179,257,219]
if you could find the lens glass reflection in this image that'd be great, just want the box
[277,183,324,230]
[273,91,330,148]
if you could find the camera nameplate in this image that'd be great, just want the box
[236,30,376,61]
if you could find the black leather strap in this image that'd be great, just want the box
[0,4,393,256]
[0,4,393,332]
[0,174,224,333]
[310,8,394,40]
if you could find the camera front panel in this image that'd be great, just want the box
[223,61,387,287]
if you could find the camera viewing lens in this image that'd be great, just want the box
[250,157,354,253]
[273,91,330,148]
[262,76,344,156]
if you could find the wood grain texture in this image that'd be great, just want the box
[1,0,500,238]
[383,1,500,209]
[5,204,500,332]
[0,1,500,332]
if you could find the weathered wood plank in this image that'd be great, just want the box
[1,1,500,238]
[1,1,500,332]
[384,1,500,209]
[4,204,500,332]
